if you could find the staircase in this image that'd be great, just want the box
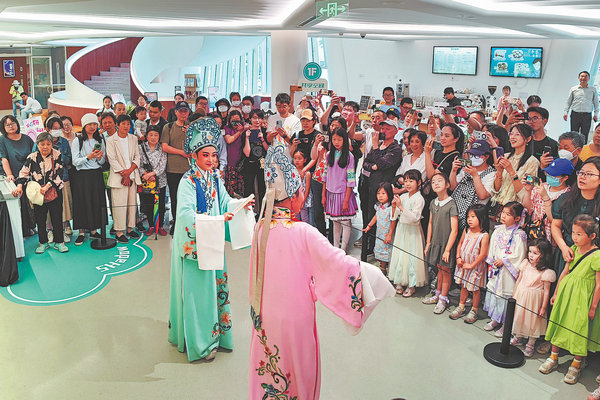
[83,63,131,100]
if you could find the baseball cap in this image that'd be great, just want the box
[543,158,575,177]
[386,106,400,118]
[12,80,19,85]
[300,109,314,120]
[379,119,398,129]
[466,140,491,156]
[175,101,191,112]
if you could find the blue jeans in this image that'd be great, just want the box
[20,109,34,120]
[300,206,315,227]
[12,100,22,117]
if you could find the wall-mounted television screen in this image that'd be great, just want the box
[432,46,478,75]
[490,47,542,78]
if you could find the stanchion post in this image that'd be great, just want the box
[91,200,117,250]
[483,297,524,368]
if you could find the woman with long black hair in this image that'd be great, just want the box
[70,113,108,245]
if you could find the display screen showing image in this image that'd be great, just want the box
[490,47,542,78]
[432,46,478,75]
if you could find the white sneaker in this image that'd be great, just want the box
[47,231,54,243]
[65,226,73,235]
[63,233,71,243]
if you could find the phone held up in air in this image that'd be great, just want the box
[459,158,472,167]
[93,143,102,151]
[495,147,505,158]
[543,145,552,155]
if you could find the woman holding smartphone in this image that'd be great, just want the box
[70,113,108,245]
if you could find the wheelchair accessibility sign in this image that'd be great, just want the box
[3,60,15,78]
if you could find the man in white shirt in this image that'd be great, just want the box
[18,92,42,120]
[266,93,301,144]
[564,70,599,142]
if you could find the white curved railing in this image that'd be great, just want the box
[49,38,124,109]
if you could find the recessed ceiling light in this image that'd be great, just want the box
[452,0,600,20]
[531,24,600,37]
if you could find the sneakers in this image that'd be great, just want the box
[90,232,101,240]
[353,238,362,248]
[54,243,69,253]
[145,228,155,236]
[158,228,168,236]
[110,226,116,235]
[116,235,129,244]
[589,386,600,400]
[75,235,85,246]
[169,224,175,236]
[47,231,54,244]
[539,357,558,374]
[433,299,448,314]
[484,320,500,331]
[464,309,478,324]
[127,230,140,239]
[564,365,581,384]
[422,294,439,305]
[65,226,73,235]
[35,243,50,254]
[63,233,71,243]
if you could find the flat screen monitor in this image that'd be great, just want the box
[432,46,478,76]
[490,47,542,78]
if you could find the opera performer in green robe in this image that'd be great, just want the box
[168,117,254,362]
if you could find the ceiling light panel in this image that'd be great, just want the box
[451,0,600,20]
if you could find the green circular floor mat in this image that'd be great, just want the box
[0,234,153,306]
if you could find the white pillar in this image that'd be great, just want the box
[270,30,308,98]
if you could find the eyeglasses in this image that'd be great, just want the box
[576,170,600,179]
[528,116,541,122]
[4,122,17,127]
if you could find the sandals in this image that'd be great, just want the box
[402,287,415,298]
[524,343,535,357]
[589,386,600,400]
[449,306,466,320]
[536,341,552,355]
[510,336,525,347]
[463,309,478,324]
[395,285,404,295]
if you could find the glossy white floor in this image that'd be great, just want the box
[0,234,598,400]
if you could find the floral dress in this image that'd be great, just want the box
[373,202,392,262]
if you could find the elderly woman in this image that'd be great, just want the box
[12,132,67,254]
[138,125,167,236]
[106,114,141,243]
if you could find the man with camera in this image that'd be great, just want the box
[266,93,301,144]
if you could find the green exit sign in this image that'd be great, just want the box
[316,0,349,19]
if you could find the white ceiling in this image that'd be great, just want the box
[1,0,600,46]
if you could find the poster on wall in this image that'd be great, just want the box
[22,116,44,141]
[144,92,158,102]
[208,86,219,108]
[3,60,15,78]
[110,94,126,104]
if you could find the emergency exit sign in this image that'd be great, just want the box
[316,0,349,19]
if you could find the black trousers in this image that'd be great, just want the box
[311,179,327,236]
[34,195,63,244]
[570,111,593,142]
[140,187,166,229]
[241,162,266,212]
[359,175,374,261]
[167,172,184,227]
[19,192,35,235]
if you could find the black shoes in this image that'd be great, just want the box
[116,235,129,244]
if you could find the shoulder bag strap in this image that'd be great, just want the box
[568,248,599,274]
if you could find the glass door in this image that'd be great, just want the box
[31,56,52,109]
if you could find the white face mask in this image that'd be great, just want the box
[231,100,241,107]
[218,105,228,113]
[558,149,574,161]
[241,105,252,114]
[50,129,62,138]
[470,155,485,167]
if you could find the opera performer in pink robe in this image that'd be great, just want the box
[248,138,395,400]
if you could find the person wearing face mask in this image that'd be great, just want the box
[32,117,73,243]
[557,131,585,187]
[9,80,24,117]
[215,98,231,121]
[449,140,497,233]
[228,92,242,113]
[522,158,573,245]
[240,96,254,122]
